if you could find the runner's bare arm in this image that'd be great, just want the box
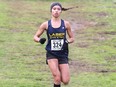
[65,21,74,43]
[34,22,47,42]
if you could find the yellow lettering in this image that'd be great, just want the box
[49,33,65,38]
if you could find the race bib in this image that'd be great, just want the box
[51,39,64,51]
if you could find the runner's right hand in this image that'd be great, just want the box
[39,38,46,44]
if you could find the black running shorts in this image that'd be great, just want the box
[46,51,68,64]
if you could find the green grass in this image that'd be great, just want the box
[0,0,116,87]
[69,72,116,87]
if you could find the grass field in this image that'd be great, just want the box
[0,0,116,87]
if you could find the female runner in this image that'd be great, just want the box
[34,2,74,87]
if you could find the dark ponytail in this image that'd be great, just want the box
[62,6,78,11]
[50,2,78,12]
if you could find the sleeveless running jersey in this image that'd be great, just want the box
[46,19,68,58]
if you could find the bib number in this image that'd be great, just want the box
[51,39,64,51]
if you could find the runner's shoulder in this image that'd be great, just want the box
[40,21,48,30]
[64,20,71,29]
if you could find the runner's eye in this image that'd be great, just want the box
[53,8,56,10]
[52,7,61,11]
[57,8,61,11]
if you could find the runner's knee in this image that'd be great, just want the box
[53,72,61,83]
[62,78,70,85]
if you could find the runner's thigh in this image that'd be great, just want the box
[48,59,60,76]
[59,64,70,83]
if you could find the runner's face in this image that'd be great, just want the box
[51,5,62,18]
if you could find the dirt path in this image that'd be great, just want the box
[66,11,116,73]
